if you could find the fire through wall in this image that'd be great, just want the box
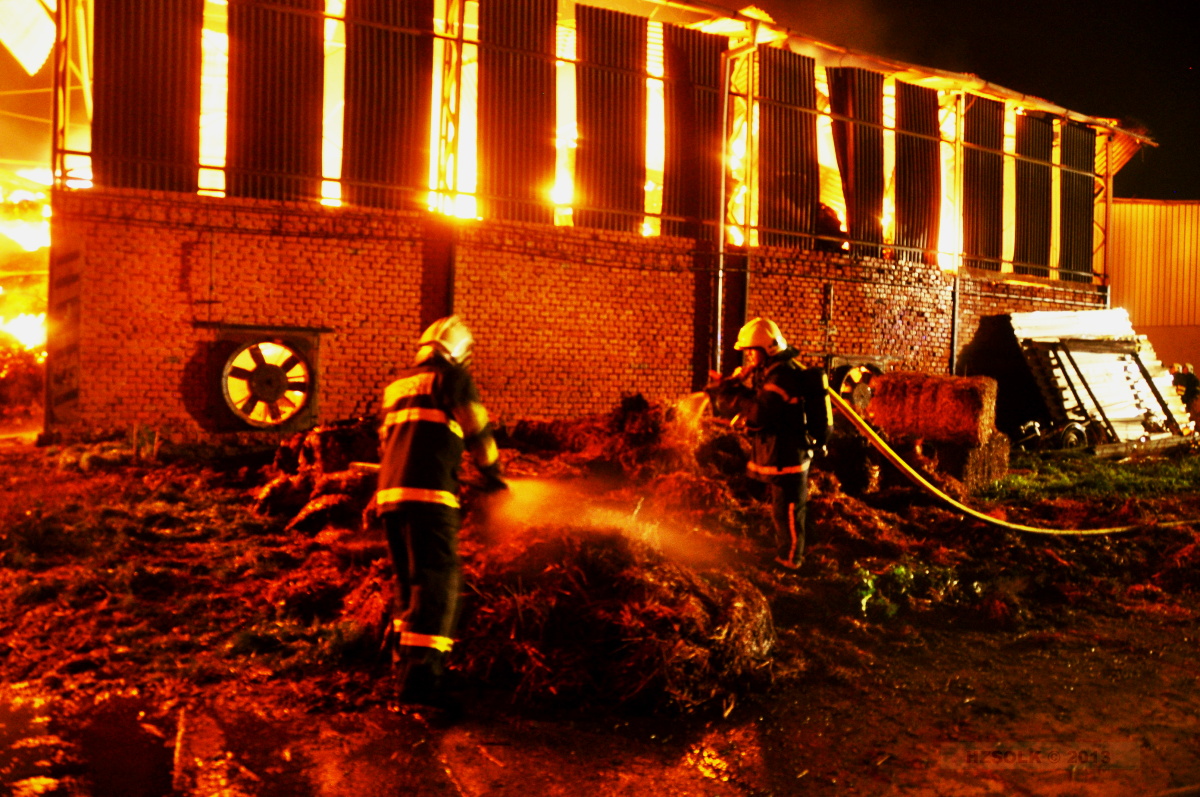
[47,0,1132,276]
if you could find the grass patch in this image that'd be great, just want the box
[982,450,1200,502]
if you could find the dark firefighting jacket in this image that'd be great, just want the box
[720,348,833,482]
[376,354,500,513]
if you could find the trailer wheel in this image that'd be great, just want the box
[1058,422,1089,450]
[833,364,881,413]
[221,340,312,428]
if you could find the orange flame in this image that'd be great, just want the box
[552,19,577,225]
[642,21,665,237]
[0,313,47,352]
[938,91,962,270]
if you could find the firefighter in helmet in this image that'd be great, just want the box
[710,317,832,570]
[376,315,507,707]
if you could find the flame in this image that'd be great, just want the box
[197,0,346,202]
[321,0,347,207]
[814,66,847,240]
[881,78,896,245]
[642,21,665,237]
[1001,101,1017,268]
[0,186,51,252]
[937,91,961,270]
[552,19,577,224]
[725,55,756,247]
[199,0,229,196]
[0,313,47,351]
[428,0,480,219]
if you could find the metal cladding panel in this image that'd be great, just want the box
[827,67,883,257]
[1014,113,1053,276]
[1110,200,1200,328]
[1100,130,1144,176]
[757,48,818,248]
[478,0,557,224]
[1059,122,1097,282]
[894,81,940,264]
[342,0,435,209]
[226,0,325,201]
[574,5,647,233]
[662,24,724,241]
[91,0,203,193]
[963,95,1003,271]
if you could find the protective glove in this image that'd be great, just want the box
[478,463,508,493]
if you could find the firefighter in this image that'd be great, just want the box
[376,315,507,707]
[1173,363,1200,419]
[710,317,832,570]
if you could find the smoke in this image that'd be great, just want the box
[478,477,731,569]
[713,0,977,76]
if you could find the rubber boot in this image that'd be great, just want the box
[395,648,463,720]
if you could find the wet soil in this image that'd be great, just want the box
[2,430,1199,796]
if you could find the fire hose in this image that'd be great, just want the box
[828,388,1200,536]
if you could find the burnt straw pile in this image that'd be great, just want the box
[248,394,1200,713]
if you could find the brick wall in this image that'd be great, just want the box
[455,221,697,421]
[747,249,956,373]
[48,188,426,439]
[45,188,1108,440]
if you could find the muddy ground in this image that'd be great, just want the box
[1,405,1199,797]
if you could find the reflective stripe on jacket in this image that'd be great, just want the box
[376,356,494,513]
[743,350,832,482]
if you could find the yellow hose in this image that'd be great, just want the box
[829,389,1198,536]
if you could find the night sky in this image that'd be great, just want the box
[2,1,1197,199]
[736,0,1200,200]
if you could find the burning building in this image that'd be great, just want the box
[36,0,1151,440]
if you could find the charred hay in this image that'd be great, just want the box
[500,393,691,480]
[457,524,774,713]
[246,395,1200,713]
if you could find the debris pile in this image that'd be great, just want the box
[500,393,694,480]
[237,392,1200,714]
[458,525,775,712]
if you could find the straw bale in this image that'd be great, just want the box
[868,372,999,446]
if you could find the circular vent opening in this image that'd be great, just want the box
[221,340,312,428]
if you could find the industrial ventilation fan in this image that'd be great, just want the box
[220,339,313,428]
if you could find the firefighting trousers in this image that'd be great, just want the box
[383,503,462,665]
[768,466,810,564]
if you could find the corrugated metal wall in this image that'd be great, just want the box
[1013,112,1053,276]
[827,67,883,257]
[67,0,1131,287]
[477,0,557,224]
[1110,200,1200,327]
[963,95,1004,271]
[341,0,434,210]
[662,24,725,241]
[894,81,940,265]
[225,0,325,201]
[574,5,647,233]
[757,48,818,248]
[1059,121,1097,282]
[91,0,203,193]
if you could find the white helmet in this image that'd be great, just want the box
[734,317,787,357]
[416,315,475,365]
